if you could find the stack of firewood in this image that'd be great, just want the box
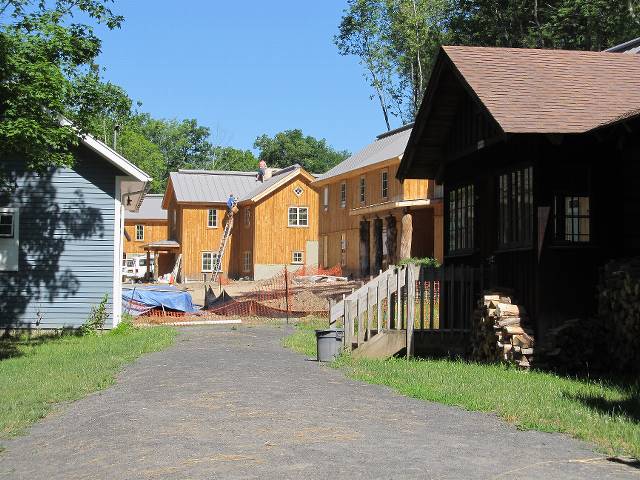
[471,293,535,369]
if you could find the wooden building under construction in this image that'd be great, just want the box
[313,124,443,278]
[161,165,318,281]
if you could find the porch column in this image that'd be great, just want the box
[359,220,370,278]
[373,218,383,273]
[146,250,151,280]
[400,212,413,261]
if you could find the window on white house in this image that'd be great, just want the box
[340,182,346,208]
[448,184,474,253]
[135,224,144,241]
[323,187,329,208]
[555,195,591,243]
[243,251,252,272]
[207,209,217,228]
[0,212,14,238]
[359,176,366,203]
[288,207,309,227]
[381,170,388,199]
[292,251,303,264]
[244,208,251,227]
[201,252,222,272]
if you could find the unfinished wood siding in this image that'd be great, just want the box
[230,205,254,278]
[253,178,318,267]
[123,221,168,255]
[317,160,438,276]
[179,205,232,280]
[0,150,120,329]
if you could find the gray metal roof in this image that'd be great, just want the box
[168,165,308,204]
[125,194,167,221]
[315,124,413,182]
[606,37,640,54]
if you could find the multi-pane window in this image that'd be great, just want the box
[243,251,252,272]
[448,184,474,253]
[244,208,251,227]
[498,166,533,248]
[292,251,303,264]
[381,170,388,199]
[555,195,590,243]
[207,209,217,228]
[340,182,347,208]
[202,252,221,272]
[359,176,366,203]
[288,207,309,227]
[135,224,144,241]
[0,212,14,237]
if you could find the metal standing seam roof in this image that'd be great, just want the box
[167,164,309,204]
[314,125,413,183]
[606,37,640,54]
[442,46,640,134]
[124,194,167,221]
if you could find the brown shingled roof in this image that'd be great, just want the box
[443,45,640,133]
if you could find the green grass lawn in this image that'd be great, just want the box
[283,322,640,459]
[0,324,176,438]
[281,317,329,357]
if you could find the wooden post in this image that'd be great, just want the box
[376,270,383,333]
[407,265,416,358]
[284,265,290,325]
[386,269,392,330]
[344,299,353,352]
[395,267,402,330]
[419,266,425,330]
[145,250,151,281]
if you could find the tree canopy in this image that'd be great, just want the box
[0,0,124,173]
[254,129,350,174]
[337,0,640,129]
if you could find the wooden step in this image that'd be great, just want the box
[352,330,407,360]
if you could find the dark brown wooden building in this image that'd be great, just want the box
[398,46,640,341]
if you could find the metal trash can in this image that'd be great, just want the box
[315,329,344,362]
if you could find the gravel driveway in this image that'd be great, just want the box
[1,326,638,479]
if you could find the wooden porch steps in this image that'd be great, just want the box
[352,330,407,360]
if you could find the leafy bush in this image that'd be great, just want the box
[80,294,109,336]
[398,257,440,268]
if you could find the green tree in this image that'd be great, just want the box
[0,0,123,173]
[117,128,165,193]
[336,0,451,126]
[254,129,349,174]
[212,146,257,172]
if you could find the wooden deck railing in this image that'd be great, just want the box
[330,264,477,357]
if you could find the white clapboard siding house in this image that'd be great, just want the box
[0,134,151,330]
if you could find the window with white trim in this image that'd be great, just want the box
[243,251,252,272]
[323,186,328,209]
[381,170,388,199]
[288,207,308,227]
[201,252,222,272]
[0,212,15,238]
[207,209,217,228]
[340,182,346,208]
[135,224,144,241]
[292,251,303,264]
[359,176,366,203]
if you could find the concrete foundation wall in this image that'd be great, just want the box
[254,263,303,281]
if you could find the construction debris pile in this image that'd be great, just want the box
[471,293,535,369]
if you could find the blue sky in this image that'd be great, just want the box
[95,0,402,155]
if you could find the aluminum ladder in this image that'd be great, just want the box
[212,210,234,284]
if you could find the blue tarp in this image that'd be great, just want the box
[122,285,199,316]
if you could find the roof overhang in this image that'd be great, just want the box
[349,198,439,217]
[143,240,180,251]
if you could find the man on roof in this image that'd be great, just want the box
[257,158,267,182]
